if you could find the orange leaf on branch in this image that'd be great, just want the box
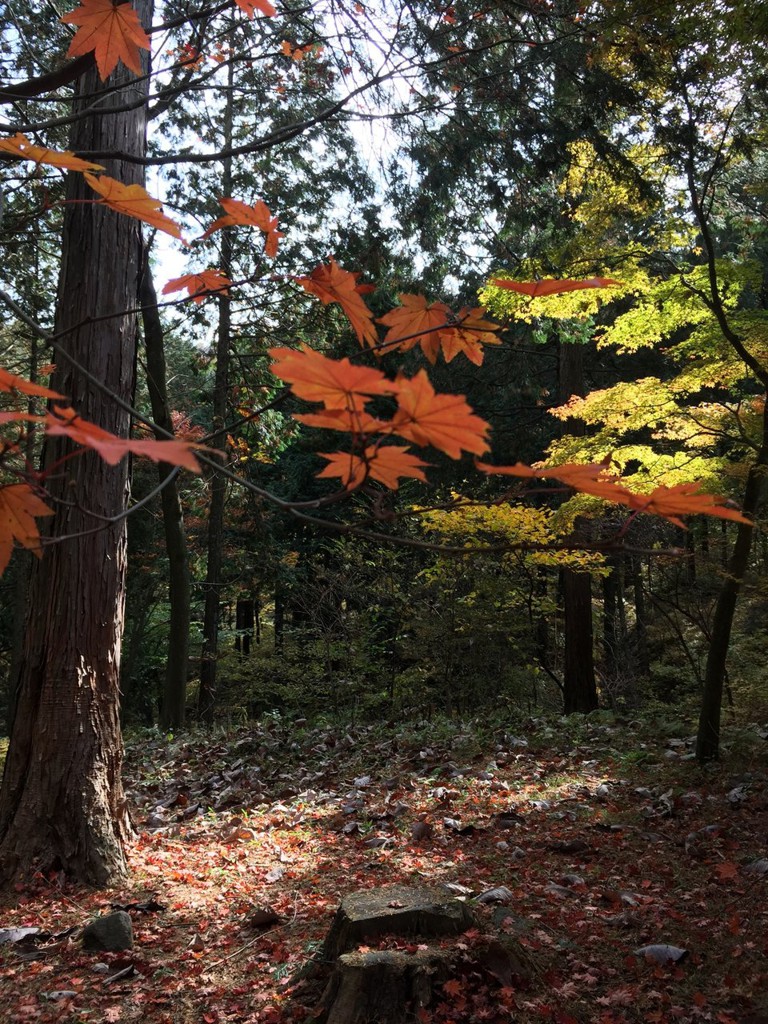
[476,460,750,527]
[268,345,396,409]
[440,306,502,365]
[45,407,204,473]
[83,173,184,239]
[296,259,377,348]
[0,133,104,173]
[234,0,277,18]
[391,370,491,459]
[0,367,64,400]
[378,294,501,365]
[61,0,151,80]
[490,277,622,297]
[0,484,54,576]
[201,198,283,257]
[293,407,388,435]
[162,270,232,304]
[318,445,429,490]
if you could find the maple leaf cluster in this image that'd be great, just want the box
[295,266,503,365]
[269,346,490,489]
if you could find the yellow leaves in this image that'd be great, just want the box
[201,198,283,257]
[83,173,184,238]
[0,485,54,576]
[61,0,150,80]
[296,259,377,348]
[0,133,104,172]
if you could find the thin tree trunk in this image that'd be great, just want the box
[140,259,191,731]
[198,62,234,725]
[0,3,152,884]
[558,339,597,713]
[696,421,767,761]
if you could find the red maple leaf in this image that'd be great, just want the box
[0,485,54,576]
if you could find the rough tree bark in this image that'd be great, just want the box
[0,2,152,884]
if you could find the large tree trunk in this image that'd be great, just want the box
[0,4,152,885]
[140,259,191,731]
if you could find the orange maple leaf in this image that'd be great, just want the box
[162,269,232,304]
[0,133,104,172]
[440,306,502,365]
[391,370,490,459]
[281,40,313,61]
[61,0,150,80]
[491,277,622,297]
[268,345,396,409]
[0,484,54,576]
[317,445,429,490]
[0,367,65,399]
[45,408,203,472]
[378,295,501,364]
[476,460,750,527]
[201,198,283,257]
[296,259,377,348]
[83,173,184,239]
[293,407,387,435]
[234,0,277,18]
[378,294,453,361]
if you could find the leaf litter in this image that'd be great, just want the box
[0,714,766,1023]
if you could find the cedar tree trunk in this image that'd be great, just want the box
[0,4,152,884]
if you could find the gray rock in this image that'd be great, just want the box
[82,911,133,952]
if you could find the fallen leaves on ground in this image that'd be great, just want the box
[1,715,767,1024]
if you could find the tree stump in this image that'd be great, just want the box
[318,948,453,1024]
[321,883,475,961]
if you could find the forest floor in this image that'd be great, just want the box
[0,711,767,1024]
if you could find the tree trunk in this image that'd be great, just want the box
[0,3,152,885]
[198,60,233,725]
[558,339,597,713]
[140,259,191,731]
[696,423,767,762]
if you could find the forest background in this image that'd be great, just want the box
[0,0,766,893]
